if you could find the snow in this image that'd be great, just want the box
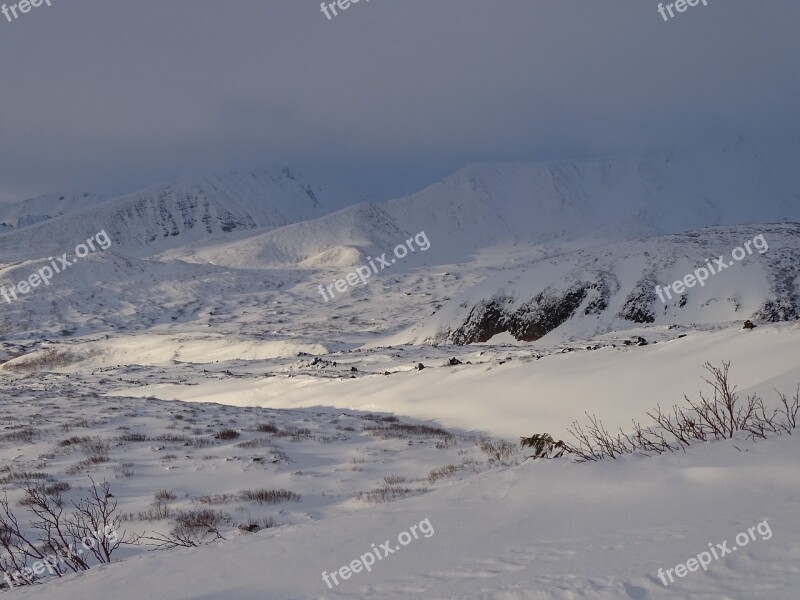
[1,144,800,598]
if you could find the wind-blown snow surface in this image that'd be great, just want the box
[1,325,800,600]
[7,408,800,600]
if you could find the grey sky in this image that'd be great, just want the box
[1,0,798,202]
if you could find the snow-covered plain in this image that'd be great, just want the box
[1,147,800,598]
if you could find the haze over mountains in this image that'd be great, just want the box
[1,140,798,347]
[146,141,800,269]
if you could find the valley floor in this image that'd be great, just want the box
[1,321,799,598]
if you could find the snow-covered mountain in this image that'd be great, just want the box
[0,168,353,261]
[1,146,800,600]
[396,223,800,345]
[175,141,800,270]
[0,191,107,233]
[2,143,799,346]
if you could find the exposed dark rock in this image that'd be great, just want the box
[618,279,657,323]
[509,285,588,342]
[451,298,510,345]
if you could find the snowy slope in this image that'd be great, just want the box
[2,323,799,599]
[12,435,800,600]
[1,142,800,599]
[0,168,353,262]
[100,322,800,440]
[177,141,800,270]
[0,191,108,232]
[395,223,800,345]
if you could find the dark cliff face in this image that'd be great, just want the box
[449,284,593,344]
[439,255,800,345]
[445,271,625,345]
[617,278,658,324]
[451,298,512,345]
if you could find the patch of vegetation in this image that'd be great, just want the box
[478,439,517,466]
[357,483,428,504]
[522,362,800,462]
[238,489,300,504]
[155,490,177,502]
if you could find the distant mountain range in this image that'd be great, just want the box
[2,140,799,343]
[162,140,800,270]
[0,168,355,261]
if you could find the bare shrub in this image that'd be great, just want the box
[0,472,55,485]
[357,483,428,504]
[427,460,479,483]
[776,386,800,432]
[132,503,172,521]
[273,427,312,442]
[117,433,149,442]
[59,436,93,447]
[40,482,71,496]
[235,437,272,449]
[533,362,800,462]
[81,440,110,463]
[1,427,38,443]
[478,439,517,465]
[383,475,406,485]
[193,494,235,506]
[143,509,230,549]
[190,437,216,448]
[237,489,300,504]
[154,490,177,502]
[214,429,240,441]
[427,464,464,483]
[0,478,133,585]
[256,423,278,433]
[364,422,450,440]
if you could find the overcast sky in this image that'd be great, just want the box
[1,0,798,203]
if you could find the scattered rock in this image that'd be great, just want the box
[446,357,462,366]
[415,363,425,370]
[742,319,756,330]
